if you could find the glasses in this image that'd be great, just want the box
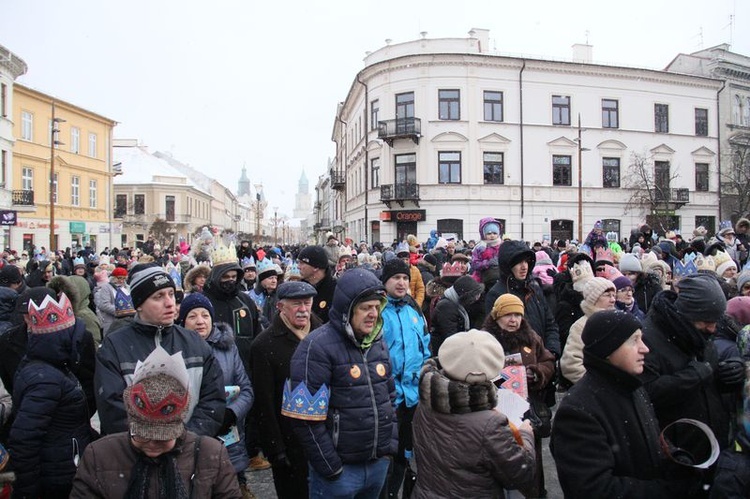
[616,288,634,294]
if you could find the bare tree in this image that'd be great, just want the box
[720,133,750,219]
[622,151,682,234]
[148,218,175,248]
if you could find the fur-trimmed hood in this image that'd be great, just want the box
[418,358,497,415]
[184,264,211,292]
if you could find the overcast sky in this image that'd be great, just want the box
[2,0,748,222]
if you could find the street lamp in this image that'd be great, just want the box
[575,114,590,242]
[273,207,278,246]
[50,102,66,251]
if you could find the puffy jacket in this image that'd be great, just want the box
[289,269,397,478]
[94,279,123,336]
[0,286,17,335]
[10,319,92,498]
[95,319,225,438]
[382,296,430,407]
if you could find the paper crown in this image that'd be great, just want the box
[256,257,276,276]
[695,254,716,272]
[73,256,85,267]
[285,262,302,280]
[673,259,698,279]
[211,241,237,266]
[114,286,136,317]
[395,241,410,255]
[596,264,622,281]
[338,246,353,260]
[28,292,76,334]
[441,261,465,277]
[606,231,618,242]
[167,263,182,290]
[133,345,189,389]
[241,256,256,269]
[713,250,733,268]
[281,380,329,421]
[595,246,614,264]
[683,252,697,263]
[719,220,734,233]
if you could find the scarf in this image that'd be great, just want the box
[125,447,189,499]
[444,287,470,331]
[279,312,311,341]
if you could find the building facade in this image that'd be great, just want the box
[12,83,116,252]
[330,29,723,245]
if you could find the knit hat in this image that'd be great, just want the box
[452,275,485,306]
[479,216,502,239]
[28,292,76,334]
[571,260,595,293]
[674,274,727,323]
[422,253,438,268]
[713,251,737,277]
[128,263,176,310]
[640,252,659,272]
[533,250,555,286]
[583,309,642,360]
[534,250,553,266]
[111,266,128,278]
[177,292,215,326]
[737,271,750,293]
[582,277,615,308]
[438,329,505,383]
[451,252,471,263]
[298,245,329,270]
[114,287,136,318]
[613,275,633,291]
[0,264,22,287]
[490,293,525,320]
[124,346,189,441]
[726,296,750,327]
[381,258,410,284]
[619,253,642,273]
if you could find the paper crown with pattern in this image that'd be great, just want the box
[673,259,698,279]
[285,262,302,280]
[596,263,622,281]
[241,256,256,269]
[114,286,136,317]
[441,261,465,278]
[73,256,85,267]
[28,292,76,334]
[595,246,614,264]
[695,254,716,272]
[719,220,734,233]
[211,241,237,267]
[281,380,329,421]
[395,241,410,256]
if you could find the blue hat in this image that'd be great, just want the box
[177,293,215,326]
[277,281,317,300]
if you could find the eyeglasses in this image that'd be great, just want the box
[616,288,634,294]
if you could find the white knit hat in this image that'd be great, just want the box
[582,277,615,308]
[618,253,642,273]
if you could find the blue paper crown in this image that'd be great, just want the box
[673,259,698,278]
[395,241,410,255]
[114,287,135,317]
[241,256,256,269]
[286,262,301,278]
[257,258,275,274]
[73,256,85,266]
[168,266,182,289]
[719,220,733,232]
[281,380,329,421]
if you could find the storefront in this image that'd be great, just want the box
[380,209,426,242]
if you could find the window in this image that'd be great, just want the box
[395,153,417,199]
[483,152,504,184]
[71,176,80,206]
[21,111,32,141]
[134,194,145,215]
[553,155,572,186]
[0,150,6,187]
[693,108,709,136]
[602,99,619,128]
[88,133,97,157]
[165,195,175,222]
[52,173,58,203]
[484,91,503,122]
[370,100,379,131]
[655,104,669,133]
[438,89,460,120]
[695,216,716,235]
[89,180,97,208]
[438,151,461,184]
[695,163,709,192]
[602,157,621,188]
[370,157,380,188]
[70,127,80,153]
[395,92,415,133]
[0,83,6,117]
[22,167,33,191]
[552,96,571,125]
[655,161,671,194]
[115,194,127,217]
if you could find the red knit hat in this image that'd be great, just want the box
[112,267,128,278]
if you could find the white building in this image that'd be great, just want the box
[331,29,723,244]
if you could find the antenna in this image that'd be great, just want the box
[585,30,590,45]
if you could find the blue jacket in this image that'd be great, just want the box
[205,322,254,473]
[289,269,397,478]
[382,296,430,407]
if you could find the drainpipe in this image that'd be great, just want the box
[356,71,369,244]
[717,80,726,222]
[334,113,347,238]
[519,60,526,240]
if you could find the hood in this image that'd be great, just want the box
[497,240,535,277]
[185,265,210,287]
[736,218,750,231]
[0,287,18,321]
[206,322,236,351]
[328,268,386,343]
[430,229,438,238]
[418,359,496,414]
[205,261,243,296]
[27,318,85,368]
[47,275,84,312]
[478,216,502,239]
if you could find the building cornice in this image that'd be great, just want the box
[0,45,27,80]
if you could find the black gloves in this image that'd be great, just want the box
[717,358,746,385]
[217,409,237,435]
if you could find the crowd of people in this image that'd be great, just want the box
[0,217,749,498]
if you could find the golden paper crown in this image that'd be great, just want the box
[211,241,237,267]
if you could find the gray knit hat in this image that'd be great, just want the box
[674,274,727,323]
[618,253,642,273]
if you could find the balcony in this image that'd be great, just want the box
[380,183,420,208]
[653,188,690,208]
[331,170,346,190]
[320,218,331,230]
[378,118,421,147]
[12,190,34,206]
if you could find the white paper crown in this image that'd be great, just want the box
[211,241,237,267]
[133,346,190,391]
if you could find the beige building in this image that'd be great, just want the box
[12,83,117,252]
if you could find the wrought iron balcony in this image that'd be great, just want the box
[12,190,34,206]
[654,188,690,207]
[380,183,420,208]
[331,170,346,190]
[377,118,421,147]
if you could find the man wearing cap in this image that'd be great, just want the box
[551,310,698,497]
[379,258,430,498]
[94,266,131,336]
[95,263,226,438]
[251,281,323,499]
[287,269,397,498]
[297,245,337,323]
[640,273,743,450]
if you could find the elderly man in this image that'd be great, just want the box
[297,245,337,323]
[287,269,397,498]
[251,281,323,499]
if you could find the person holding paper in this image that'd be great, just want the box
[483,293,556,497]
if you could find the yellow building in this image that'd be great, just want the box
[12,84,117,252]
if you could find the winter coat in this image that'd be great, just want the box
[710,431,750,499]
[430,283,483,354]
[70,431,241,498]
[616,299,646,321]
[204,322,254,473]
[640,290,732,449]
[486,241,561,357]
[248,282,278,330]
[305,270,337,324]
[633,272,663,315]
[0,287,17,336]
[551,353,694,498]
[0,376,9,427]
[382,296,430,407]
[51,275,103,344]
[560,300,613,384]
[412,360,536,498]
[408,264,425,307]
[251,312,323,460]
[9,319,92,498]
[423,276,453,329]
[289,268,397,478]
[94,278,125,337]
[95,318,225,438]
[471,241,500,284]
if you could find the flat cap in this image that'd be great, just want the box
[277,281,317,300]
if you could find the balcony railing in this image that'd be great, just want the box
[331,171,346,190]
[380,183,420,208]
[12,190,34,206]
[377,118,421,146]
[654,188,690,205]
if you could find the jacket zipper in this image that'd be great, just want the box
[332,409,340,448]
[362,348,379,459]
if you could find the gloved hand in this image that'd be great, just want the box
[271,452,292,469]
[217,409,236,435]
[717,358,745,385]
[688,360,713,382]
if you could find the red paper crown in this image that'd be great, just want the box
[28,292,76,334]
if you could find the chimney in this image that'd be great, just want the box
[470,28,490,53]
[572,44,593,63]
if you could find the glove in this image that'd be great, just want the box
[217,409,236,435]
[271,452,292,468]
[717,358,745,385]
[688,360,713,382]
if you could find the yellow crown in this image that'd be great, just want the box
[211,241,237,267]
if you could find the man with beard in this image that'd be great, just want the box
[640,273,744,451]
[251,281,322,499]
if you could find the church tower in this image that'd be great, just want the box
[238,166,250,196]
[293,170,311,219]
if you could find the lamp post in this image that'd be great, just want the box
[50,102,66,251]
[575,114,590,242]
[273,207,279,246]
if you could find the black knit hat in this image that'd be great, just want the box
[0,265,23,287]
[674,274,727,323]
[452,275,485,306]
[298,245,329,270]
[583,309,642,359]
[128,263,176,310]
[381,258,410,284]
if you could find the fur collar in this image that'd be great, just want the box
[419,359,497,415]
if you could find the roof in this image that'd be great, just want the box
[113,145,208,194]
